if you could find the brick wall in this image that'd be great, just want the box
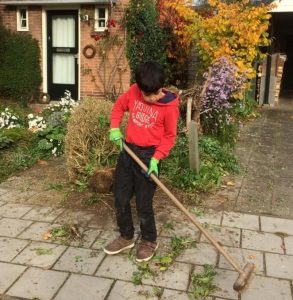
[80,0,131,99]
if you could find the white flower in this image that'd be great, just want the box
[28,113,34,119]
[52,147,57,155]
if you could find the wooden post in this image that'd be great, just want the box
[188,120,200,173]
[186,97,192,129]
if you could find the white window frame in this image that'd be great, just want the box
[17,7,29,31]
[94,7,109,32]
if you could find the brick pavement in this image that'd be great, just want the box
[0,190,292,300]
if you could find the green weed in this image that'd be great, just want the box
[155,236,196,272]
[190,264,217,300]
[131,262,156,285]
[33,248,53,255]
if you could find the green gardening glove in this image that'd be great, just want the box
[147,158,159,176]
[109,128,124,151]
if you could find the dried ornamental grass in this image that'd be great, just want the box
[65,97,117,181]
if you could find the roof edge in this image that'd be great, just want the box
[0,0,116,5]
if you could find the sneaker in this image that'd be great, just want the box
[136,240,158,262]
[103,237,135,255]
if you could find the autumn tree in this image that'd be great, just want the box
[157,0,196,86]
[189,0,272,79]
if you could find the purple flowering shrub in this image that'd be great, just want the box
[201,57,246,144]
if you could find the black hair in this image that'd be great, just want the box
[135,61,165,95]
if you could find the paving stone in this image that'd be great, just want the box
[0,218,33,238]
[176,243,217,266]
[0,188,9,196]
[190,266,239,300]
[91,237,108,251]
[0,262,27,294]
[86,213,115,229]
[241,275,291,300]
[0,190,37,203]
[0,203,33,218]
[196,209,223,226]
[6,267,68,300]
[54,274,113,300]
[143,262,190,291]
[18,222,61,242]
[218,246,264,274]
[70,227,101,248]
[265,253,293,280]
[160,219,200,241]
[161,289,192,300]
[261,216,293,235]
[54,210,96,227]
[242,229,283,253]
[222,212,259,231]
[284,236,293,255]
[53,246,104,275]
[107,281,158,300]
[200,226,240,247]
[236,178,274,214]
[96,254,138,281]
[22,206,64,222]
[0,237,30,262]
[12,241,67,269]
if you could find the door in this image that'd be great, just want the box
[47,10,78,100]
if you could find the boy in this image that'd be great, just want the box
[104,61,179,262]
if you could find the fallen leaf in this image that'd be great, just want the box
[42,230,52,240]
[37,160,48,166]
[226,181,235,186]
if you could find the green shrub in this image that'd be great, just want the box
[231,94,259,120]
[0,23,42,102]
[161,121,239,193]
[2,127,32,144]
[124,0,167,81]
[0,131,13,149]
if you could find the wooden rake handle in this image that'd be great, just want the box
[123,142,243,274]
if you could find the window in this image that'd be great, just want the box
[17,7,29,31]
[94,7,108,32]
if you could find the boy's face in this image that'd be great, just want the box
[141,88,165,103]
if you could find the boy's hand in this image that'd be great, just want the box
[109,128,124,151]
[147,158,159,176]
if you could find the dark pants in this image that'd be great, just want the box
[113,143,158,242]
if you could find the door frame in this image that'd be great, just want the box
[42,6,80,100]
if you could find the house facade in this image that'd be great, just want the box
[0,0,131,101]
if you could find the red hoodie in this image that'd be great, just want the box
[110,83,179,160]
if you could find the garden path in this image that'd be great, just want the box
[203,95,293,219]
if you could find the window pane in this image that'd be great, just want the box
[20,9,26,19]
[52,15,75,47]
[99,8,105,18]
[21,19,27,27]
[53,54,75,84]
[98,20,105,27]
